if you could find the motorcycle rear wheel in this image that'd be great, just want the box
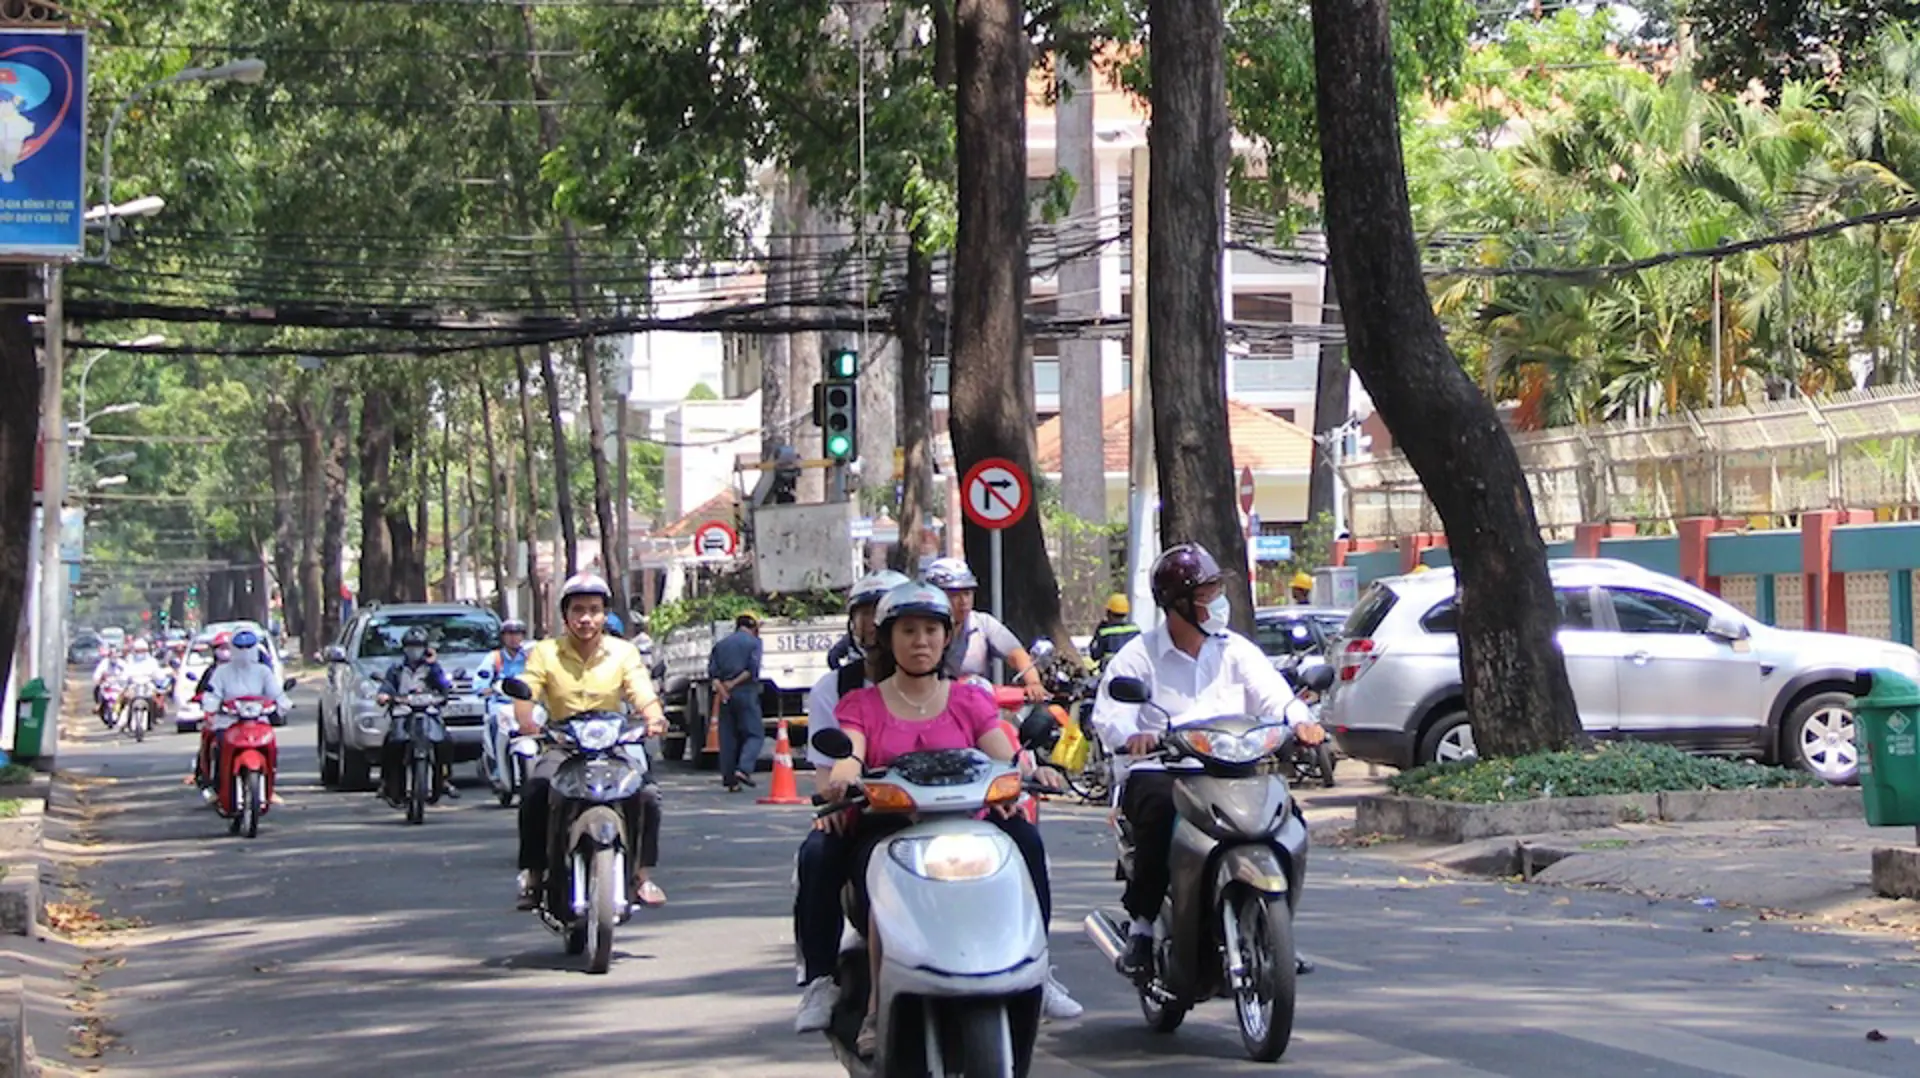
[585,847,617,974]
[407,754,430,825]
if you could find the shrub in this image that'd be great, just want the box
[1387,740,1822,803]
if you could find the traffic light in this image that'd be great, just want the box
[821,347,858,463]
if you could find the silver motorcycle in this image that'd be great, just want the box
[811,722,1053,1078]
[1083,676,1308,1063]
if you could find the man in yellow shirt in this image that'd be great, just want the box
[513,572,669,910]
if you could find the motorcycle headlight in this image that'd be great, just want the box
[1174,723,1289,764]
[888,832,1012,882]
[569,717,622,752]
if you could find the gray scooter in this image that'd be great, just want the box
[1083,676,1308,1062]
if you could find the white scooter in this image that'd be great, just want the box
[473,668,543,807]
[810,722,1053,1078]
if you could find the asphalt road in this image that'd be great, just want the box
[51,685,1920,1078]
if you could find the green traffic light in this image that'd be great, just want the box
[827,434,852,459]
[829,348,857,380]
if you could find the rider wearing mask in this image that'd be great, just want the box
[512,573,669,911]
[91,644,123,723]
[1091,543,1327,978]
[373,627,456,807]
[122,639,167,716]
[920,557,1046,702]
[198,630,292,789]
[793,569,907,1033]
[828,582,1079,1054]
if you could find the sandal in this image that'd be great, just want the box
[636,878,667,907]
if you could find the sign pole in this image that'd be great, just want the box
[990,527,1003,622]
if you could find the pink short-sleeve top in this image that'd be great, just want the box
[834,681,1001,769]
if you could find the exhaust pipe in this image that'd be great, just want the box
[1084,910,1127,965]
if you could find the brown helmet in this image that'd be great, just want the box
[1150,543,1223,619]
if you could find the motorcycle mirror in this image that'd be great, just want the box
[811,727,855,760]
[1301,664,1335,693]
[1017,705,1057,750]
[1107,676,1150,705]
[281,677,298,692]
[499,677,533,701]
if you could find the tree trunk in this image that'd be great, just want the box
[293,390,325,659]
[478,367,512,615]
[321,389,351,645]
[534,340,578,578]
[1146,0,1254,632]
[440,399,455,601]
[789,180,826,504]
[358,387,395,603]
[762,177,795,462]
[1307,269,1350,525]
[265,400,298,644]
[409,419,430,601]
[893,233,937,572]
[1311,0,1581,756]
[511,347,547,635]
[0,266,37,695]
[951,0,1067,644]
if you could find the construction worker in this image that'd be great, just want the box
[1087,593,1140,669]
[1290,571,1314,605]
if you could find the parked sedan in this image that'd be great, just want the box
[1321,558,1920,784]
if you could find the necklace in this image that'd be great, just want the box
[890,678,939,716]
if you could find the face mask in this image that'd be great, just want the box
[215,647,232,663]
[404,646,426,664]
[1202,594,1232,633]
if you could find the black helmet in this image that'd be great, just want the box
[401,627,430,648]
[1150,543,1223,611]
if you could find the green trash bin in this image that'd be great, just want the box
[13,677,48,761]
[1854,668,1920,826]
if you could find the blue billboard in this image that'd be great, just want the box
[0,29,84,258]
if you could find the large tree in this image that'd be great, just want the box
[951,0,1068,641]
[1311,0,1583,756]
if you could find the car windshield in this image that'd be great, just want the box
[359,612,499,659]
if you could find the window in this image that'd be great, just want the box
[1344,584,1399,639]
[1255,616,1319,659]
[1420,588,1598,634]
[358,611,501,659]
[1606,589,1712,635]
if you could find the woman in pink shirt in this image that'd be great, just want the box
[826,581,1074,1051]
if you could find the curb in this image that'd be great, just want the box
[0,976,20,1078]
[1356,787,1859,844]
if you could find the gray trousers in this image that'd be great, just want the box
[717,691,764,779]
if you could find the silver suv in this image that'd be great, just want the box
[1321,558,1920,784]
[318,603,501,790]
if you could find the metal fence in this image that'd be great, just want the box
[1340,385,1920,539]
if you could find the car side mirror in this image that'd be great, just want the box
[1706,614,1751,643]
[1107,676,1149,704]
[324,646,348,664]
[499,677,532,701]
[1302,664,1335,693]
[811,727,854,760]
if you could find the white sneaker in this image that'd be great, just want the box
[795,975,837,1033]
[1042,968,1083,1020]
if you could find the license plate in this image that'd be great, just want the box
[444,700,483,718]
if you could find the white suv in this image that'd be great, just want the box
[1321,558,1920,784]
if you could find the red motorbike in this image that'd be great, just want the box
[203,690,290,838]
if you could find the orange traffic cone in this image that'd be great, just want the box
[758,717,809,805]
[702,688,722,759]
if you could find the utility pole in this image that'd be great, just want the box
[1125,145,1158,627]
[36,265,64,687]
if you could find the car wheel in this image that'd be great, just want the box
[319,719,341,788]
[1420,711,1478,766]
[1785,691,1859,785]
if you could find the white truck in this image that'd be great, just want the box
[653,615,845,768]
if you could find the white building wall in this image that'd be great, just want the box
[663,395,760,522]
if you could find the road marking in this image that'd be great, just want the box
[1551,1023,1891,1078]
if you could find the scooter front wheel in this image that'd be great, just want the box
[407,754,430,825]
[949,998,1014,1078]
[585,847,617,974]
[241,770,264,839]
[1227,889,1297,1062]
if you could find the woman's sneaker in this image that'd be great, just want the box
[1043,968,1083,1020]
[795,976,836,1033]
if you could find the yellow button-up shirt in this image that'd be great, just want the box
[519,634,658,722]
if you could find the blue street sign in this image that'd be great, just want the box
[1252,534,1293,563]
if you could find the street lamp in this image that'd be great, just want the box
[97,58,268,262]
[76,334,165,434]
[94,475,128,489]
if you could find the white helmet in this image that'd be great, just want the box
[849,570,911,612]
[921,557,978,591]
[559,572,612,612]
[876,582,953,633]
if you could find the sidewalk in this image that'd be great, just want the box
[1359,814,1920,933]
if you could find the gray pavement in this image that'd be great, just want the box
[39,687,1920,1077]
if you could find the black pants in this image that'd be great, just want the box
[794,827,854,983]
[847,812,1052,932]
[1121,771,1180,921]
[518,749,661,873]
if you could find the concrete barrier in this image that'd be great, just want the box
[1357,786,1860,844]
